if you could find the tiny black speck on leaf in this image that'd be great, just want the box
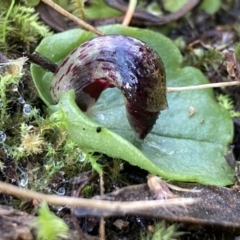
[96,127,101,133]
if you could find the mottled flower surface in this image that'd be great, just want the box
[50,35,167,139]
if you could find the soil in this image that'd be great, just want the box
[1,1,240,240]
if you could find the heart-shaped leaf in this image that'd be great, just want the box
[31,25,234,186]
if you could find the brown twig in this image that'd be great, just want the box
[70,172,96,239]
[10,49,240,93]
[167,81,240,93]
[0,181,196,213]
[122,0,137,26]
[41,0,104,36]
[99,173,105,240]
[104,0,200,26]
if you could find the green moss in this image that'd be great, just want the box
[141,221,185,240]
[0,74,20,124]
[31,201,69,240]
[217,94,240,118]
[235,42,240,62]
[0,0,51,49]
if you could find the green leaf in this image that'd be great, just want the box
[31,25,234,186]
[85,0,121,19]
[162,0,188,12]
[50,90,168,179]
[200,0,221,14]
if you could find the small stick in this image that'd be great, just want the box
[166,81,240,93]
[0,181,196,211]
[105,0,200,25]
[10,49,240,93]
[41,0,104,36]
[99,173,106,240]
[122,0,137,26]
